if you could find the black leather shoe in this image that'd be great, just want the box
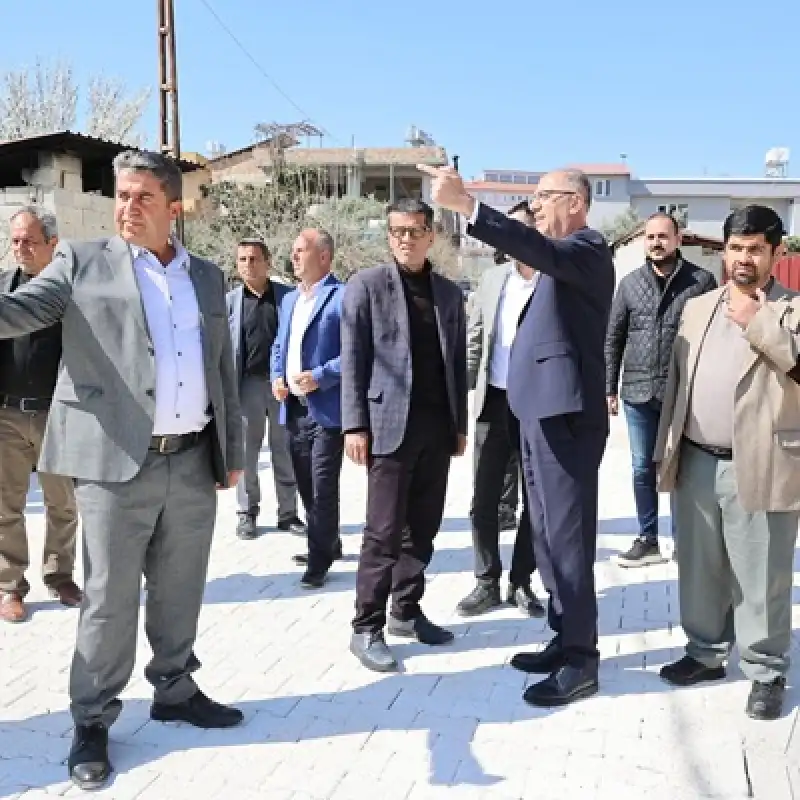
[511,638,566,674]
[236,513,257,540]
[388,613,454,645]
[300,569,327,589]
[350,631,398,672]
[68,723,111,790]
[151,690,243,728]
[293,540,343,566]
[507,584,546,618]
[523,664,599,707]
[278,516,307,535]
[457,583,502,617]
[660,656,726,687]
[746,677,786,720]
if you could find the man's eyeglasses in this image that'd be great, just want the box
[388,226,430,241]
[530,190,577,203]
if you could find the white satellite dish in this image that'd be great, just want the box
[765,147,790,177]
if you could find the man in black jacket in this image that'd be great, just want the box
[605,213,717,566]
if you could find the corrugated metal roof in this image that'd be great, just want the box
[0,130,201,171]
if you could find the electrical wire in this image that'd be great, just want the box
[195,0,341,144]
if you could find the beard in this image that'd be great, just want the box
[729,264,759,287]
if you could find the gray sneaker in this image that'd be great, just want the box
[235,513,257,540]
[350,631,398,672]
[614,537,666,567]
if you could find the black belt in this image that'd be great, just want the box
[685,438,733,460]
[149,429,206,455]
[0,394,51,413]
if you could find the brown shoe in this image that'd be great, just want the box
[49,581,83,608]
[0,592,27,623]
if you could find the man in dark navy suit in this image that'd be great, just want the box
[420,164,614,708]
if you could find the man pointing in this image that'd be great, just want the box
[421,164,615,707]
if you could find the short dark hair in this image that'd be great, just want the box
[237,238,270,259]
[646,212,680,234]
[113,150,183,202]
[723,205,784,249]
[387,197,434,228]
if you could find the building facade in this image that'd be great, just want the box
[463,164,800,242]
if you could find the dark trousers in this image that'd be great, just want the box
[353,409,453,633]
[471,386,535,586]
[520,413,606,667]
[286,398,344,573]
[622,399,662,544]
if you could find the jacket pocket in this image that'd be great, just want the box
[532,341,573,362]
[775,430,800,449]
[367,387,383,402]
[52,384,104,403]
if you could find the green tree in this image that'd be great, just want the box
[599,208,641,244]
[185,169,460,280]
[784,236,800,254]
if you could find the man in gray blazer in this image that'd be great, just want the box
[0,151,244,790]
[342,198,468,673]
[227,238,303,539]
[460,202,544,619]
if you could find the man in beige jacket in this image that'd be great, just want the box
[654,205,800,721]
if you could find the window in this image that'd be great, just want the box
[485,173,498,182]
[499,174,512,183]
[513,174,527,184]
[527,175,538,184]
[594,179,612,197]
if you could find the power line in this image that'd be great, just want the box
[196,0,341,144]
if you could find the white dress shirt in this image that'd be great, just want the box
[131,239,210,435]
[286,277,325,396]
[488,267,537,390]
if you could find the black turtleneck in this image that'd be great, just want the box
[397,262,450,416]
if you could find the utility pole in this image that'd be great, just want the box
[157,0,184,238]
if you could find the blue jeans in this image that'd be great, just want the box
[623,399,662,544]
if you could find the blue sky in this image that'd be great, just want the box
[3,0,799,180]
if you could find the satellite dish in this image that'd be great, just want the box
[765,147,790,177]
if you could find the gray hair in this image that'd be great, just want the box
[560,169,592,210]
[9,205,58,241]
[112,150,183,202]
[315,229,335,261]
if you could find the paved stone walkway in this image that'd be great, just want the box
[0,416,798,799]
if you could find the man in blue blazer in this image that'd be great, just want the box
[271,229,344,588]
[421,164,615,708]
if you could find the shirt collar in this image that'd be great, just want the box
[507,263,537,287]
[130,236,189,269]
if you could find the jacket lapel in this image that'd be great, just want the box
[430,272,450,357]
[104,236,152,344]
[387,264,410,344]
[305,273,337,331]
[187,255,215,376]
[682,287,723,388]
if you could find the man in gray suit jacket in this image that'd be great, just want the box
[342,198,468,673]
[460,202,544,619]
[0,151,244,790]
[227,239,303,539]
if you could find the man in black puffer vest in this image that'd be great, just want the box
[605,212,717,566]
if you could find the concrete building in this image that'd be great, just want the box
[463,163,800,243]
[0,131,199,266]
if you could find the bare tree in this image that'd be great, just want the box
[0,60,148,145]
[600,208,641,244]
[0,60,77,140]
[86,77,150,146]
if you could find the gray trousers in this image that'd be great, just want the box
[236,375,297,521]
[69,437,217,727]
[673,442,799,682]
